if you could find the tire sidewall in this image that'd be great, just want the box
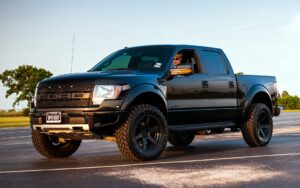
[32,130,81,158]
[252,104,273,145]
[168,131,195,146]
[127,105,167,159]
[242,103,273,147]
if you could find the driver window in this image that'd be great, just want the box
[173,49,202,73]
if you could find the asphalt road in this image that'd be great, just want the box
[1,112,300,188]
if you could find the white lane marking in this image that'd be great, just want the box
[1,152,300,174]
[274,115,300,119]
[83,140,98,143]
[1,142,32,146]
[274,119,300,123]
[0,131,28,135]
[0,127,28,131]
[0,136,31,140]
[274,120,300,124]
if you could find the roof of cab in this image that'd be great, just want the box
[125,44,222,51]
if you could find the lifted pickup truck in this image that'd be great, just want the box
[30,45,280,161]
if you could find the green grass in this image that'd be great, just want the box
[283,109,300,112]
[0,111,24,117]
[0,117,30,128]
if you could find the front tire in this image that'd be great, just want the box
[32,130,81,158]
[168,132,195,146]
[241,103,273,147]
[115,104,168,161]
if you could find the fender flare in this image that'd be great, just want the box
[120,84,167,112]
[243,85,272,117]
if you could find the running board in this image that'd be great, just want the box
[168,121,236,132]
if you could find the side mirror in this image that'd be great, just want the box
[170,64,193,76]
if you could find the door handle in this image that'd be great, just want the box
[202,80,209,88]
[229,81,235,88]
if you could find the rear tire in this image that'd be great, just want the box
[32,130,81,158]
[168,132,195,146]
[115,104,167,161]
[241,103,273,147]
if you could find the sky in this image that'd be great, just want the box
[0,0,300,110]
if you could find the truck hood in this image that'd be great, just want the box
[39,70,162,87]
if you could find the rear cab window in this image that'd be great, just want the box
[199,50,229,75]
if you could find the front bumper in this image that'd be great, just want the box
[30,109,127,135]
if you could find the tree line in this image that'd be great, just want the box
[278,91,300,109]
[0,109,29,117]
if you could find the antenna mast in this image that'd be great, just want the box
[70,33,75,73]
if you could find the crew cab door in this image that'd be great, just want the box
[198,49,238,121]
[166,49,210,125]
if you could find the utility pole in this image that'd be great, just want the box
[70,33,75,73]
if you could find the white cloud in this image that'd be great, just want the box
[218,23,254,33]
[285,12,300,32]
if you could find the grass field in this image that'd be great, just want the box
[282,110,300,112]
[0,111,24,117]
[0,117,30,128]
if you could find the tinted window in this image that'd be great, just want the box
[89,46,174,72]
[101,55,131,71]
[201,50,228,74]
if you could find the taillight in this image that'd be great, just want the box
[274,82,278,95]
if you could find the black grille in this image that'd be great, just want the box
[37,82,94,108]
[37,99,91,108]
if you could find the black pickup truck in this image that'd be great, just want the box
[30,45,280,161]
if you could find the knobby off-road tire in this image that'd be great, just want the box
[168,132,195,146]
[32,130,81,158]
[241,103,273,147]
[115,104,168,161]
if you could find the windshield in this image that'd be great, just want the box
[89,46,174,72]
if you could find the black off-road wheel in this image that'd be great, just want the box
[241,103,273,147]
[115,104,168,161]
[32,130,81,158]
[168,132,195,146]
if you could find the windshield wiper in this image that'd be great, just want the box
[109,68,134,71]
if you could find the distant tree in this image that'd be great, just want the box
[278,91,300,109]
[22,108,30,116]
[0,65,52,108]
[282,90,289,97]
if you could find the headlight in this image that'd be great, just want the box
[33,83,39,107]
[92,85,129,105]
